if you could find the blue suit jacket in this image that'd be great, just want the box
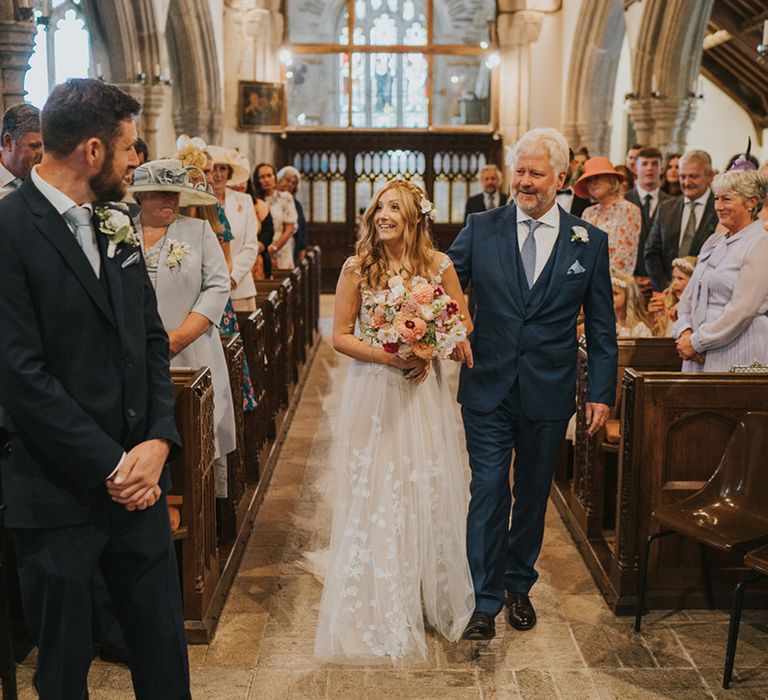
[447,203,618,420]
[0,179,180,528]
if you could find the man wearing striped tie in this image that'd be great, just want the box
[448,128,617,641]
[0,104,42,200]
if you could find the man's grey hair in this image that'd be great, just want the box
[2,103,41,144]
[712,169,767,221]
[508,128,569,175]
[478,164,501,179]
[679,149,713,174]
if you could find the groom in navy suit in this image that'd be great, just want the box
[0,79,190,697]
[448,128,617,640]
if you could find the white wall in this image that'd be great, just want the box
[608,35,632,165]
[685,76,765,170]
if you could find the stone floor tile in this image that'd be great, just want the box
[673,622,768,669]
[365,670,481,699]
[550,669,602,699]
[639,626,694,668]
[699,666,768,698]
[187,643,209,667]
[558,594,618,626]
[326,669,366,698]
[256,636,323,670]
[189,668,254,699]
[204,612,269,667]
[514,669,564,700]
[590,669,712,699]
[570,623,657,668]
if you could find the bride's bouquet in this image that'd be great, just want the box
[361,272,468,361]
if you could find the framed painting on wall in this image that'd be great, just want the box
[238,81,284,130]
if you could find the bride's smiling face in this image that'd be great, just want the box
[374,189,406,243]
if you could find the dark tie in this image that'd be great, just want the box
[64,206,101,277]
[521,219,541,288]
[678,200,698,257]
[642,193,652,222]
[484,193,496,210]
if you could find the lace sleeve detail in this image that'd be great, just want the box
[433,253,453,282]
[342,256,362,276]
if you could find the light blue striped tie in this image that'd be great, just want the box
[64,206,101,277]
[521,219,541,288]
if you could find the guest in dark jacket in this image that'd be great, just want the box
[463,164,508,222]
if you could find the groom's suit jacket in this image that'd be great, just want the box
[0,178,180,528]
[448,203,618,420]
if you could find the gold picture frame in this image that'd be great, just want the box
[238,81,284,131]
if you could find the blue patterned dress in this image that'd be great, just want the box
[216,204,257,412]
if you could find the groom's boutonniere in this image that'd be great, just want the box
[571,225,589,245]
[94,203,139,258]
[166,239,191,270]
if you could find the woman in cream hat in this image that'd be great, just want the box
[575,156,641,276]
[207,145,259,311]
[128,159,236,498]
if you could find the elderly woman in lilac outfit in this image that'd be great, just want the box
[674,167,768,371]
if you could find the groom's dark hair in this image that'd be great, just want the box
[41,78,141,157]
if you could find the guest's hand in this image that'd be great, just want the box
[676,330,697,360]
[691,352,706,364]
[450,339,474,368]
[107,439,170,510]
[167,330,183,357]
[585,402,610,436]
[230,276,237,290]
[647,296,665,315]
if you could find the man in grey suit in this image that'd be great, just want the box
[624,146,673,294]
[644,150,717,291]
[0,104,42,199]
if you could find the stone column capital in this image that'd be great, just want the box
[496,9,546,49]
[0,19,36,112]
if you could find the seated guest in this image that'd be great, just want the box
[647,256,697,336]
[661,152,681,196]
[557,148,592,217]
[129,159,237,497]
[575,157,640,276]
[612,273,652,338]
[674,163,768,371]
[625,146,673,289]
[208,146,260,310]
[277,165,307,263]
[644,149,717,291]
[463,164,508,222]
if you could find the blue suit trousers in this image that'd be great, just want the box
[462,381,568,615]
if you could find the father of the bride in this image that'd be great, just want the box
[0,79,190,697]
[448,128,618,640]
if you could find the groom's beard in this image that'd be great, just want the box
[90,149,127,202]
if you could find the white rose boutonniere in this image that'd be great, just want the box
[166,239,191,270]
[94,203,139,258]
[571,225,589,244]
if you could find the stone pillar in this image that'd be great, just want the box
[0,18,36,112]
[649,97,688,154]
[138,84,168,158]
[495,8,546,161]
[626,98,655,147]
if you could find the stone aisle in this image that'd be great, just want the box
[13,296,768,699]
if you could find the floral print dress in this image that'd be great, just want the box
[216,204,257,412]
[582,198,642,276]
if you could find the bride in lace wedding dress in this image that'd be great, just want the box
[312,180,474,664]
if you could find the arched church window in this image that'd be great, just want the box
[284,0,496,129]
[24,0,95,109]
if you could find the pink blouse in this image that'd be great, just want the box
[582,199,641,276]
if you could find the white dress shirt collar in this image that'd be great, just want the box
[684,189,710,208]
[516,200,560,230]
[635,184,660,202]
[0,161,16,188]
[30,165,92,218]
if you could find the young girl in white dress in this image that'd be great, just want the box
[314,179,474,664]
[612,273,652,338]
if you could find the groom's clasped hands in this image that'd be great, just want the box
[106,438,171,511]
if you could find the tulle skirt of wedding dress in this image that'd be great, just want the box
[311,359,474,664]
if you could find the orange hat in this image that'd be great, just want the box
[574,156,626,199]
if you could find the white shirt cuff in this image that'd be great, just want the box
[106,452,125,481]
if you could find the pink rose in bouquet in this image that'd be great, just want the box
[370,305,387,328]
[411,281,435,305]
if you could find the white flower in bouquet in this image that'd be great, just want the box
[377,325,399,345]
[419,304,435,322]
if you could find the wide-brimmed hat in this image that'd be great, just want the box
[206,145,250,186]
[126,158,218,207]
[574,156,626,199]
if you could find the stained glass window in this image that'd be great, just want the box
[285,0,496,129]
[24,0,94,108]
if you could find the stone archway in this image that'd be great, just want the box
[561,0,625,156]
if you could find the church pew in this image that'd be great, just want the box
[305,246,321,341]
[169,367,219,642]
[274,266,307,369]
[218,333,248,542]
[255,279,292,410]
[255,289,285,433]
[299,257,312,355]
[561,338,680,542]
[236,309,270,483]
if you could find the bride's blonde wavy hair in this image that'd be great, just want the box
[354,179,436,290]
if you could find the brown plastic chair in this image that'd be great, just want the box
[722,545,768,689]
[634,412,768,685]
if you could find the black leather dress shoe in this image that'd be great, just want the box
[506,592,537,631]
[462,611,495,641]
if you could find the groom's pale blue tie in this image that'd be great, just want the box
[64,205,101,277]
[521,219,541,288]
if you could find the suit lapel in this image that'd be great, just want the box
[526,207,577,318]
[96,213,127,338]
[693,195,717,250]
[26,191,117,329]
[494,204,524,315]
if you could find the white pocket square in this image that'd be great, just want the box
[567,260,586,275]
[121,251,141,268]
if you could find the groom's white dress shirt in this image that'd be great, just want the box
[516,202,560,284]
